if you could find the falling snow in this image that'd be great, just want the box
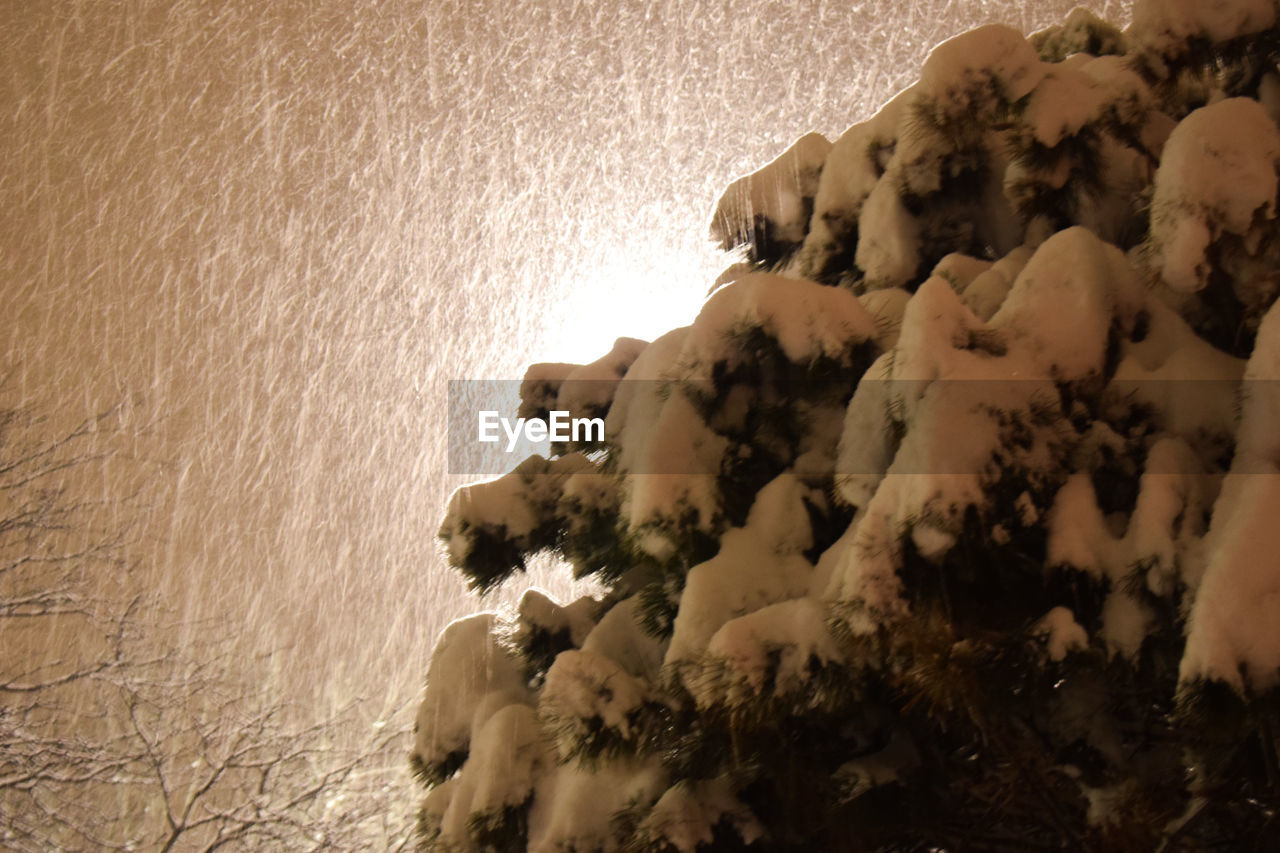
[2,0,1135,846]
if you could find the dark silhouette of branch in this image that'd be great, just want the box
[1,395,412,850]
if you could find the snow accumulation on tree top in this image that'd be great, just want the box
[415,1,1280,849]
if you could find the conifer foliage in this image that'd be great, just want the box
[414,2,1280,849]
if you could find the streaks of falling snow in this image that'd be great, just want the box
[0,0,1131,839]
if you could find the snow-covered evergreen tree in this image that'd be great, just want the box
[413,2,1280,848]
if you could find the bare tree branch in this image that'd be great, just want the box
[1,395,413,850]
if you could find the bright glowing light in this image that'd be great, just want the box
[542,251,717,364]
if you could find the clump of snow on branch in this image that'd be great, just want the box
[525,758,667,853]
[712,132,832,261]
[412,613,530,784]
[696,597,843,709]
[520,336,648,425]
[664,476,817,676]
[1181,299,1280,694]
[1131,0,1276,57]
[1150,98,1280,294]
[680,271,878,375]
[1033,606,1091,661]
[633,778,764,852]
[917,24,1046,120]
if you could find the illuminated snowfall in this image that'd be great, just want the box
[417,2,1280,849]
[10,0,1129,846]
